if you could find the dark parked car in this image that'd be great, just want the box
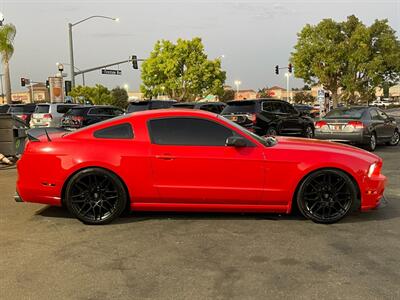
[127,100,177,113]
[221,99,315,138]
[0,104,11,114]
[314,106,399,151]
[61,105,124,129]
[8,104,37,126]
[172,102,226,114]
[294,104,320,119]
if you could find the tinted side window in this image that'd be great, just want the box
[261,101,274,112]
[89,107,112,115]
[284,103,297,114]
[149,118,234,146]
[94,123,134,139]
[272,102,286,114]
[57,105,76,114]
[370,109,380,120]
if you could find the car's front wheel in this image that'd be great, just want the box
[297,169,357,224]
[386,130,399,146]
[65,168,127,225]
[265,126,278,136]
[303,125,314,138]
[365,132,377,152]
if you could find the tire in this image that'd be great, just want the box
[386,130,399,146]
[65,168,127,225]
[303,125,314,138]
[297,169,357,224]
[266,126,278,136]
[364,132,377,152]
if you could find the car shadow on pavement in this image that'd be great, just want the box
[34,195,399,224]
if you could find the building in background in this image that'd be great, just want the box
[234,89,257,100]
[0,83,49,104]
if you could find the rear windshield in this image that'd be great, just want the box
[57,105,76,114]
[173,104,195,109]
[65,107,86,116]
[35,105,50,113]
[10,105,36,113]
[222,102,257,114]
[0,105,9,113]
[151,101,176,109]
[127,102,149,113]
[325,108,366,119]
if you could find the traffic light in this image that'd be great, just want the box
[275,65,279,75]
[46,80,50,89]
[65,80,72,96]
[288,63,293,73]
[131,55,138,69]
[21,78,26,87]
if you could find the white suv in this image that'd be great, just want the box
[30,103,78,128]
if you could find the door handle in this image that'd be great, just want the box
[155,154,176,160]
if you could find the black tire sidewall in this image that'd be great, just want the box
[266,127,278,136]
[65,168,127,225]
[388,130,399,146]
[296,169,357,224]
[304,125,314,138]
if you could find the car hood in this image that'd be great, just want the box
[274,136,380,163]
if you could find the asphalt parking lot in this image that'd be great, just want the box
[0,144,399,300]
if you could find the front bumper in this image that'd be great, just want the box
[361,174,387,211]
[14,192,23,202]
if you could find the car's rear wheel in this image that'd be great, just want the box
[266,126,278,136]
[365,132,377,152]
[65,168,127,225]
[386,130,399,146]
[303,125,314,138]
[297,169,357,224]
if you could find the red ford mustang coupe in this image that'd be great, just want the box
[16,109,386,225]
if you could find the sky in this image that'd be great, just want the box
[1,0,399,93]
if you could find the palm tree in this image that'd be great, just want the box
[0,24,16,104]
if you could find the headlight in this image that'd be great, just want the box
[368,161,382,177]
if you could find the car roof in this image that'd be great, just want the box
[226,98,284,104]
[129,100,177,104]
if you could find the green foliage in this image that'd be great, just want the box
[70,84,112,105]
[140,37,226,101]
[220,89,235,102]
[0,23,16,62]
[257,88,269,98]
[291,15,400,106]
[110,87,129,109]
[293,92,315,104]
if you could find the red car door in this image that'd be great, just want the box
[147,117,266,205]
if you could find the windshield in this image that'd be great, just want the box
[127,103,149,113]
[0,105,9,113]
[325,108,366,119]
[222,102,257,114]
[10,105,36,113]
[219,115,277,147]
[65,108,86,116]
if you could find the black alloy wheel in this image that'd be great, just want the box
[387,130,399,146]
[65,168,127,225]
[304,125,314,138]
[297,169,357,224]
[266,127,278,136]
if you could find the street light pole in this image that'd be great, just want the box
[68,23,75,88]
[285,73,291,102]
[68,15,119,88]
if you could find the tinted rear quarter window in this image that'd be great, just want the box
[325,108,366,119]
[94,123,134,139]
[222,102,257,114]
[35,105,50,113]
[0,105,10,113]
[149,117,234,146]
[66,108,86,116]
[10,105,36,113]
[57,105,76,114]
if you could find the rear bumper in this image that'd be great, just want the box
[361,174,387,211]
[315,131,368,144]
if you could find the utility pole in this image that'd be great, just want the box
[68,23,75,88]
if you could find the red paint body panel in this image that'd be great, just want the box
[16,109,386,214]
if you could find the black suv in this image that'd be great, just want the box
[127,100,177,113]
[61,105,124,129]
[221,99,314,138]
[172,102,226,114]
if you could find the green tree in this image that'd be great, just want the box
[0,23,16,104]
[293,92,315,104]
[70,84,112,105]
[291,15,400,106]
[110,87,129,109]
[257,87,269,98]
[140,37,226,101]
[220,88,235,102]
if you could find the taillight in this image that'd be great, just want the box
[247,113,257,124]
[72,116,84,123]
[43,114,53,119]
[314,120,327,129]
[347,121,364,129]
[20,114,28,121]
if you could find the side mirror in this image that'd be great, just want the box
[226,136,247,147]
